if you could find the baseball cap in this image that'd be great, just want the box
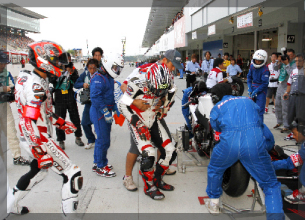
[0,50,9,64]
[164,49,182,70]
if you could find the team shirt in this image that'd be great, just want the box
[226,64,242,76]
[287,67,304,94]
[267,62,280,88]
[206,67,223,89]
[185,61,200,74]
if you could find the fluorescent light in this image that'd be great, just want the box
[262,38,272,41]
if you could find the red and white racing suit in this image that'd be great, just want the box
[12,70,83,215]
[119,69,177,192]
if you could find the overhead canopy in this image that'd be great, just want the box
[141,0,189,48]
[1,3,47,19]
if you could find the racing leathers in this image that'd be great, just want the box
[12,70,83,215]
[207,95,284,220]
[247,64,270,121]
[89,68,115,169]
[119,67,177,198]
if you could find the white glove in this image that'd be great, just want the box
[226,76,233,83]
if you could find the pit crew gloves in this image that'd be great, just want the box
[101,108,113,124]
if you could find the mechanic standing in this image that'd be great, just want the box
[90,53,124,177]
[205,83,284,220]
[247,49,270,122]
[185,54,200,88]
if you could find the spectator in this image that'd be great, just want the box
[287,49,296,69]
[226,58,242,77]
[229,55,233,61]
[201,51,214,82]
[185,53,200,87]
[0,50,30,165]
[178,60,185,79]
[265,52,280,114]
[284,53,304,127]
[221,52,230,76]
[53,60,84,149]
[237,54,243,69]
[20,57,25,68]
[274,54,291,132]
[74,50,104,150]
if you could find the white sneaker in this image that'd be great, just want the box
[205,198,220,215]
[85,142,95,149]
[123,175,138,191]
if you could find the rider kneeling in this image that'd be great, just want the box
[205,83,284,220]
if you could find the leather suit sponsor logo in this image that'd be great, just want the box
[45,141,69,167]
[25,121,38,143]
[53,161,63,171]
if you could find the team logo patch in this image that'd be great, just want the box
[265,75,269,77]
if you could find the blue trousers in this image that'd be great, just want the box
[252,87,267,122]
[182,107,193,139]
[81,103,95,144]
[179,69,184,78]
[206,127,284,219]
[90,106,112,168]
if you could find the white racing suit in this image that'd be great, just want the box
[11,70,83,215]
[119,72,177,194]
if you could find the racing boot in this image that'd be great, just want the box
[140,170,164,200]
[10,187,30,215]
[153,163,175,191]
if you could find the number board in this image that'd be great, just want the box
[287,35,295,43]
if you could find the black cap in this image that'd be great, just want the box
[164,49,182,70]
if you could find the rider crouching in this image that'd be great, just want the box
[11,41,83,215]
[119,63,177,200]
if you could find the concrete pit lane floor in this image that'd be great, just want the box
[4,63,300,220]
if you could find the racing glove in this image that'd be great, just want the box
[225,76,233,83]
[290,153,303,167]
[58,121,77,134]
[113,104,120,117]
[250,89,258,98]
[101,108,113,124]
[37,154,53,169]
[248,87,253,97]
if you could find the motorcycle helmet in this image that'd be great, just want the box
[252,49,267,68]
[146,63,171,97]
[101,52,124,78]
[28,40,69,78]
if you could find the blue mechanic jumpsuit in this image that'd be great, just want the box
[247,64,270,122]
[182,87,193,139]
[207,95,284,220]
[273,141,305,186]
[90,71,115,168]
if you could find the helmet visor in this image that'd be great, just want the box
[49,52,69,68]
[111,64,122,76]
[150,87,168,97]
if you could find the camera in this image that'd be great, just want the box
[79,89,91,104]
[0,86,15,102]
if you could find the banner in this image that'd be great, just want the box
[237,12,253,29]
[174,16,186,48]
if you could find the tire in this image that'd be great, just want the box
[231,76,244,96]
[194,130,205,157]
[222,161,250,197]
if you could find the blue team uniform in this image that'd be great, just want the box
[207,95,284,220]
[90,70,115,168]
[247,64,270,121]
[182,87,193,138]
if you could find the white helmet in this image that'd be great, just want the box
[101,52,124,78]
[252,49,267,68]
